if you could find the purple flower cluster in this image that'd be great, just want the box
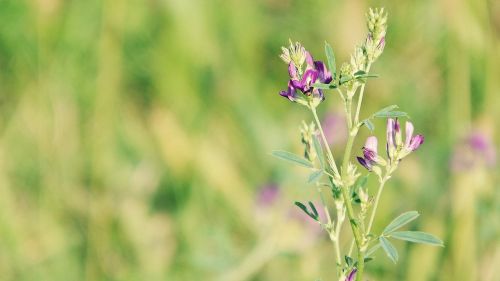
[280,50,332,104]
[357,118,424,171]
[451,131,496,171]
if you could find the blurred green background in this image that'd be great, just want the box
[0,0,498,280]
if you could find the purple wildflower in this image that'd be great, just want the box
[387,118,424,161]
[346,268,357,281]
[279,46,332,103]
[357,136,380,171]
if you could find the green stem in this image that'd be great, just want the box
[354,64,372,126]
[340,63,374,281]
[366,177,387,236]
[311,106,340,177]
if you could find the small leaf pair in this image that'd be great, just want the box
[295,201,320,221]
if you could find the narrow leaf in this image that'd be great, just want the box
[312,83,332,90]
[308,169,323,183]
[339,75,353,85]
[355,73,379,79]
[294,202,316,221]
[308,201,319,219]
[379,236,398,263]
[344,255,354,267]
[363,119,375,132]
[365,243,381,257]
[272,150,314,168]
[383,211,420,234]
[324,42,336,79]
[353,70,366,76]
[373,105,398,115]
[389,231,444,247]
[374,111,408,118]
[312,135,325,169]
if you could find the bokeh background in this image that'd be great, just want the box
[0,0,498,280]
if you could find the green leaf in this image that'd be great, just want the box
[389,231,444,247]
[379,236,398,263]
[312,83,337,89]
[383,211,420,234]
[308,201,319,218]
[355,74,379,79]
[325,42,336,79]
[353,70,366,76]
[271,150,314,168]
[373,105,398,115]
[374,111,408,118]
[294,202,317,221]
[308,169,323,183]
[362,119,375,132]
[366,243,381,257]
[312,135,325,169]
[339,75,353,85]
[344,255,354,267]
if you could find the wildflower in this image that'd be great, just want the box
[386,118,424,161]
[357,136,386,172]
[279,81,298,102]
[346,268,357,281]
[278,41,332,106]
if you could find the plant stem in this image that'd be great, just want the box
[366,177,387,235]
[354,64,372,125]
[340,63,375,281]
[311,106,340,177]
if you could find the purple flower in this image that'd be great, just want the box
[279,81,298,102]
[387,118,424,161]
[357,136,380,171]
[279,47,332,103]
[314,61,333,84]
[346,268,357,281]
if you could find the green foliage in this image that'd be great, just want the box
[389,231,444,246]
[295,201,319,221]
[312,135,325,169]
[308,169,323,183]
[271,150,314,168]
[379,236,398,263]
[325,42,337,80]
[383,211,420,234]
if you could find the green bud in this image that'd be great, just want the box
[300,121,317,162]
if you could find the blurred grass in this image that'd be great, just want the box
[0,0,498,280]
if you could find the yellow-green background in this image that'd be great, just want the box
[0,0,498,280]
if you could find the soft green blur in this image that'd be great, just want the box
[0,0,498,280]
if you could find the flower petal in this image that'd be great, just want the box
[305,51,314,68]
[405,121,414,147]
[357,156,372,171]
[408,134,424,151]
[365,136,378,154]
[314,61,332,84]
[346,268,357,281]
[288,62,298,80]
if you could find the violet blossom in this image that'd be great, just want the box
[279,42,332,105]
